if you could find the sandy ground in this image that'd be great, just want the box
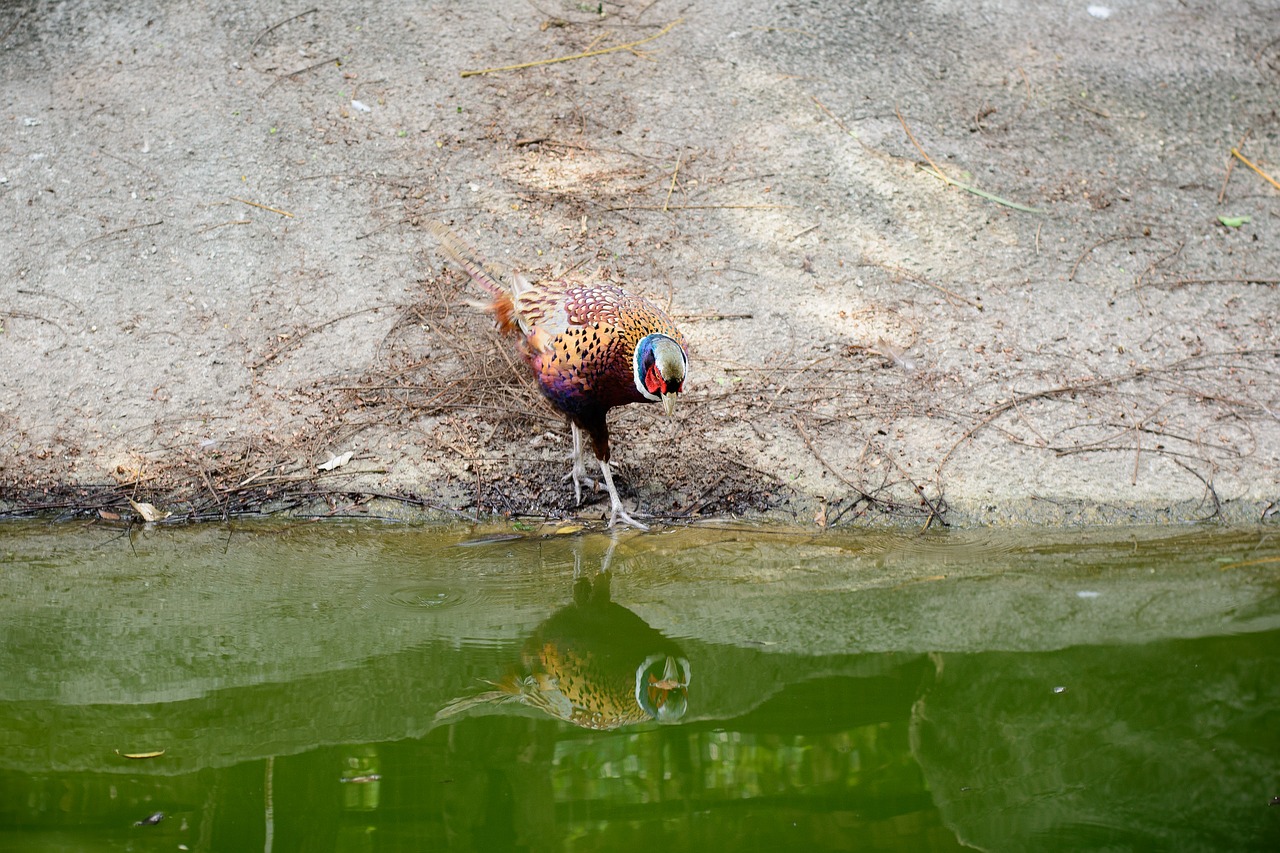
[2,0,1278,527]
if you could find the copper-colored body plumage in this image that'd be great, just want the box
[429,222,689,528]
[436,572,691,730]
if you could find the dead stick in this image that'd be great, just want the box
[881,262,982,310]
[251,305,385,369]
[460,17,683,78]
[895,106,951,183]
[1067,96,1111,119]
[605,203,794,211]
[812,96,851,134]
[248,7,318,55]
[1069,233,1143,281]
[70,219,164,254]
[231,196,294,218]
[1167,277,1280,287]
[812,96,881,155]
[194,219,252,234]
[663,153,682,212]
[791,414,877,503]
[1218,130,1250,204]
[262,55,340,96]
[895,106,1043,213]
[869,438,947,529]
[675,472,729,516]
[1231,147,1280,192]
[1135,240,1184,290]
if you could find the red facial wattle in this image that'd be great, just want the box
[645,363,664,396]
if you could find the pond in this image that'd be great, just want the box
[1,521,1277,851]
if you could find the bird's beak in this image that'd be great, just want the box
[661,392,677,416]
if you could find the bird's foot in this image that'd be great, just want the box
[597,459,649,531]
[608,502,650,531]
[562,459,598,505]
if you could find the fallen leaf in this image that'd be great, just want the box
[128,500,171,522]
[116,749,166,759]
[317,451,354,471]
[1217,215,1251,228]
[868,337,917,371]
[98,509,121,521]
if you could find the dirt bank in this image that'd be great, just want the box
[2,0,1278,527]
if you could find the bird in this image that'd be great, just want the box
[436,571,691,730]
[428,221,689,529]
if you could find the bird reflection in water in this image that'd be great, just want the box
[438,570,690,730]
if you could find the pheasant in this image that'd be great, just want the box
[429,222,689,529]
[437,571,691,730]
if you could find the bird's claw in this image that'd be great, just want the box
[608,503,650,531]
[562,465,598,505]
[597,459,649,530]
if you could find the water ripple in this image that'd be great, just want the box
[381,584,472,611]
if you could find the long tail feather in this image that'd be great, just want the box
[427,221,510,299]
[429,220,520,335]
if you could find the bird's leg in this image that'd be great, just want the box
[597,459,649,530]
[600,528,620,573]
[563,423,597,504]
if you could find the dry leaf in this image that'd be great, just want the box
[869,337,917,371]
[317,451,354,471]
[128,500,171,522]
[98,509,121,521]
[116,749,166,759]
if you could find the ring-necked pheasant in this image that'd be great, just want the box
[429,222,689,529]
[436,570,691,730]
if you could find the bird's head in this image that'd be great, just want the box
[634,334,688,415]
[635,653,691,723]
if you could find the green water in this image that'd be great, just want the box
[0,522,1277,852]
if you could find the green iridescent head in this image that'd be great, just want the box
[634,333,688,415]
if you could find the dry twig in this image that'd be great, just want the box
[880,262,983,311]
[70,220,164,256]
[1218,131,1251,204]
[1230,147,1280,193]
[460,18,683,77]
[261,55,341,96]
[252,306,387,370]
[605,203,793,211]
[1069,232,1146,281]
[231,197,294,218]
[663,153,682,212]
[248,7,318,55]
[895,106,1045,214]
